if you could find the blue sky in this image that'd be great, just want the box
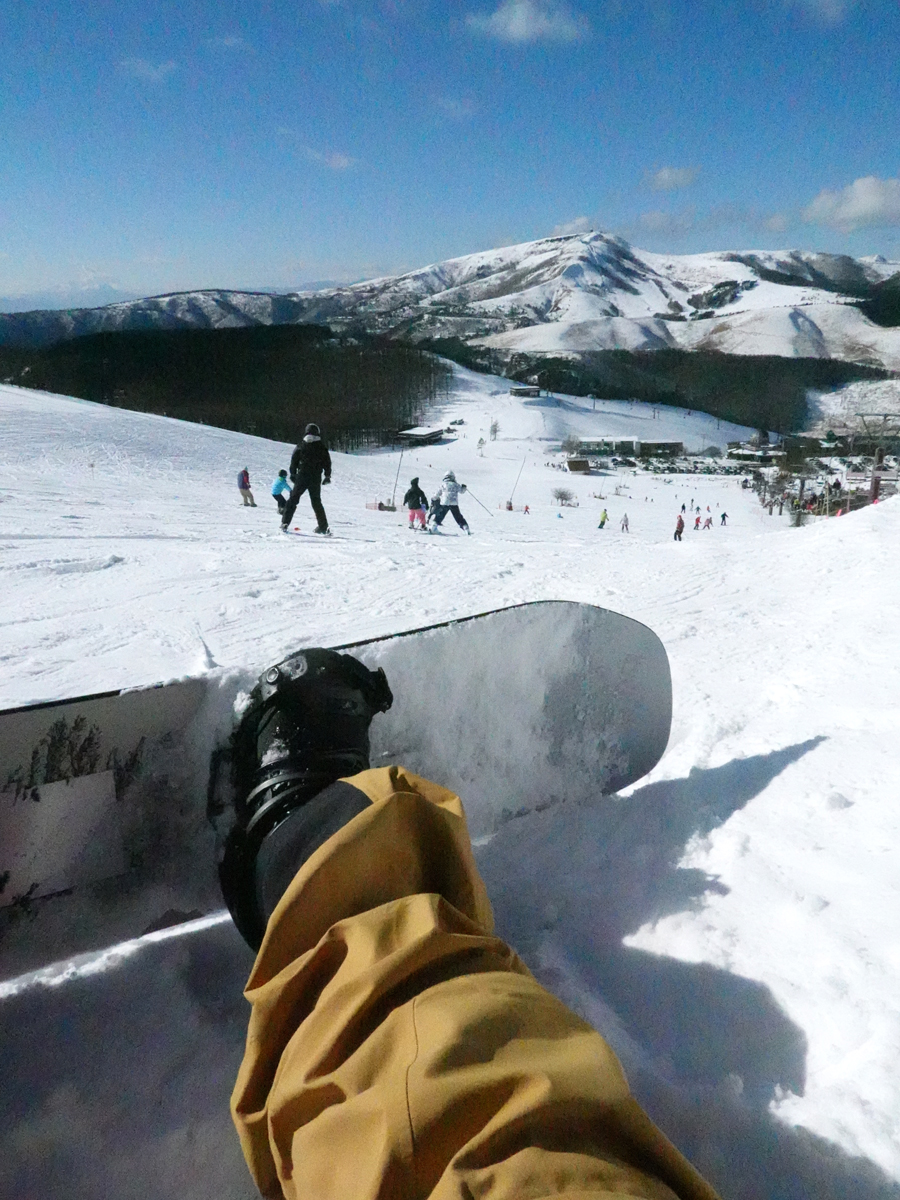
[2,0,899,300]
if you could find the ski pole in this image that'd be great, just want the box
[390,447,404,508]
[466,487,494,516]
[508,456,526,505]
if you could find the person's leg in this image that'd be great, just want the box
[432,503,449,527]
[240,489,251,506]
[229,762,721,1200]
[275,494,287,515]
[281,482,306,527]
[248,490,256,506]
[415,508,427,527]
[306,477,329,531]
[449,504,468,531]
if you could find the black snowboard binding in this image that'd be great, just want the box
[211,648,393,949]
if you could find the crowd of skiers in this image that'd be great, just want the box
[238,423,473,538]
[240,434,740,545]
[674,501,728,540]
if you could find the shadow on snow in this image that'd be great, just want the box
[477,739,900,1200]
[2,741,897,1200]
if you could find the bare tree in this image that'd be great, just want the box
[561,434,581,455]
[552,487,574,505]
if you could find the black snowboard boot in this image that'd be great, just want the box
[213,648,393,949]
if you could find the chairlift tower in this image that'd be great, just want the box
[855,412,900,502]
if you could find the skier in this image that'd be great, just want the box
[271,469,291,517]
[237,467,256,507]
[720,511,728,525]
[621,513,629,532]
[681,503,686,513]
[281,423,332,534]
[703,516,713,530]
[598,508,608,528]
[430,470,471,534]
[403,476,428,530]
[218,649,721,1200]
[674,514,684,541]
[694,514,701,530]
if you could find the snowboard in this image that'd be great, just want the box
[0,601,671,978]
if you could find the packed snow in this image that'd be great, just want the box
[2,368,900,1200]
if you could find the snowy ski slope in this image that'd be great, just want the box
[1,370,899,1200]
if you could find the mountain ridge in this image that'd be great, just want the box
[2,232,899,371]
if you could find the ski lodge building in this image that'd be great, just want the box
[577,437,684,458]
[395,426,445,446]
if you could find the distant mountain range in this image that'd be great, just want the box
[2,233,899,371]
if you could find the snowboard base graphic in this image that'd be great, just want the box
[0,601,670,977]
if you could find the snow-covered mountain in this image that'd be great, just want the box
[3,232,899,370]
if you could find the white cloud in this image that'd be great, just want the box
[305,147,356,171]
[787,0,855,23]
[802,176,900,231]
[649,166,697,192]
[551,216,593,236]
[763,213,790,233]
[120,58,177,83]
[435,95,477,119]
[207,35,245,49]
[276,128,357,170]
[467,0,589,44]
[637,209,696,234]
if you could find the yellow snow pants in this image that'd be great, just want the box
[232,766,720,1200]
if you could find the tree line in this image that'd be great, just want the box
[0,324,451,451]
[418,337,892,433]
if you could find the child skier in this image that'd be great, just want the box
[271,470,292,516]
[674,514,684,541]
[403,477,428,529]
[598,508,608,529]
[694,514,701,530]
[237,467,256,507]
[620,513,629,532]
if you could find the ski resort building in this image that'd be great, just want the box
[395,426,445,446]
[726,443,786,464]
[576,438,684,458]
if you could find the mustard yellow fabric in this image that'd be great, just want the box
[232,765,720,1200]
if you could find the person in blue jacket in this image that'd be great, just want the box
[271,470,292,517]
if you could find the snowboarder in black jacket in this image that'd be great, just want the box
[281,423,332,534]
